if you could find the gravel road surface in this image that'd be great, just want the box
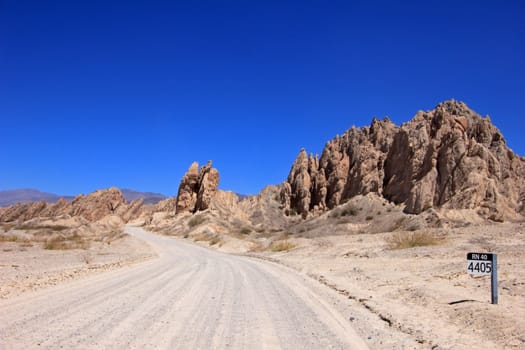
[0,226,368,349]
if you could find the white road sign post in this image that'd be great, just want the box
[467,252,498,304]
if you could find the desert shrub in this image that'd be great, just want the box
[16,225,68,231]
[240,227,252,235]
[408,224,419,231]
[270,240,296,252]
[365,215,374,221]
[188,215,206,228]
[44,235,89,250]
[329,211,341,218]
[193,232,222,246]
[385,231,443,250]
[0,235,21,242]
[248,242,266,253]
[341,206,358,217]
[208,235,223,246]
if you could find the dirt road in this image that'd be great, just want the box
[0,226,368,349]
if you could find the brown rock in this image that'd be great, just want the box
[176,161,220,214]
[282,100,525,220]
[0,187,129,223]
[70,187,127,221]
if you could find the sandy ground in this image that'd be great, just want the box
[0,234,155,299]
[0,226,368,350]
[2,219,523,349]
[252,222,525,349]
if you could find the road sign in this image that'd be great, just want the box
[466,252,498,304]
[467,253,493,276]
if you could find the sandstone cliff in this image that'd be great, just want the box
[281,100,525,220]
[175,161,220,214]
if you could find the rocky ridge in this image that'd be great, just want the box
[0,187,135,223]
[281,100,525,220]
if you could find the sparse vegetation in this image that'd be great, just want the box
[193,232,223,246]
[188,215,206,228]
[365,215,374,221]
[208,235,222,246]
[44,234,89,250]
[341,206,358,217]
[248,241,266,253]
[240,227,252,235]
[270,240,296,252]
[0,235,25,242]
[16,224,68,231]
[385,231,444,249]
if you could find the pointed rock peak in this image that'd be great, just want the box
[188,161,199,174]
[176,160,220,214]
[434,99,474,117]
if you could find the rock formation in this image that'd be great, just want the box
[281,100,525,220]
[176,161,220,214]
[0,187,130,223]
[70,187,127,221]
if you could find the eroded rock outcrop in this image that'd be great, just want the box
[281,100,525,220]
[0,187,130,223]
[176,161,220,214]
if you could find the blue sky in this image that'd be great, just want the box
[1,0,524,196]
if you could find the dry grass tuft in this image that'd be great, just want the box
[44,234,89,250]
[208,235,223,246]
[0,235,23,242]
[16,224,68,231]
[248,241,266,252]
[193,232,223,246]
[188,215,206,228]
[385,230,444,250]
[239,227,252,235]
[270,240,296,252]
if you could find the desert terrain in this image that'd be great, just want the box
[1,100,524,349]
[0,226,369,349]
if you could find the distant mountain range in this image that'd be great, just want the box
[119,189,167,204]
[0,188,167,207]
[0,189,74,207]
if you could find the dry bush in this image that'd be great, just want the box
[239,227,252,235]
[44,235,89,250]
[0,235,22,242]
[341,206,358,217]
[270,240,296,252]
[385,231,444,250]
[248,241,266,252]
[193,232,223,246]
[16,225,68,231]
[188,215,206,228]
[208,235,223,246]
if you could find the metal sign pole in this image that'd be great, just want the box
[491,254,498,305]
